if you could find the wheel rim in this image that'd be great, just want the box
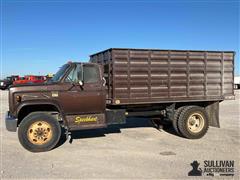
[187,113,205,133]
[27,121,53,145]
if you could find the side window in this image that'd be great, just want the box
[83,65,99,83]
[65,64,82,83]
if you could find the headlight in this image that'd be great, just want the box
[0,82,4,86]
[16,95,21,102]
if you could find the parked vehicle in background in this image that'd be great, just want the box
[0,75,19,90]
[46,73,54,81]
[5,48,235,152]
[13,77,25,85]
[13,75,46,85]
[234,76,240,89]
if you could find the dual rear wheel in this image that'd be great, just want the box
[172,106,209,139]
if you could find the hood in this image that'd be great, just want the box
[9,83,49,93]
[8,83,56,116]
[11,82,46,87]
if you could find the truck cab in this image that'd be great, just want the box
[6,62,115,152]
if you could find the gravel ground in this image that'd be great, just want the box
[0,90,239,179]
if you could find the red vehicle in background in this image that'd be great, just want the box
[13,75,46,85]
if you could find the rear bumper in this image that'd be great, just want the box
[5,111,17,132]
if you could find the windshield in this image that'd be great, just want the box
[50,64,70,82]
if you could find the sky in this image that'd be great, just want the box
[1,0,239,78]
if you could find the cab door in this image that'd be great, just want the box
[59,63,106,130]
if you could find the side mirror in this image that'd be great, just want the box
[79,80,83,86]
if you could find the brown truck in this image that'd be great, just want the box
[5,48,235,152]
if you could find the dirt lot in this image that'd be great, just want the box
[0,90,239,179]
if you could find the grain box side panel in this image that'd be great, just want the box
[113,49,152,103]
[206,52,222,97]
[129,50,149,100]
[223,52,234,97]
[150,50,169,99]
[91,48,234,105]
[188,51,205,97]
[169,51,188,98]
[112,49,130,103]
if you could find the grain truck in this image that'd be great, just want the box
[5,48,235,152]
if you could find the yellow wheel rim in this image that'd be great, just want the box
[187,113,205,133]
[27,121,53,145]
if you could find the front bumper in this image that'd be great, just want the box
[5,111,17,132]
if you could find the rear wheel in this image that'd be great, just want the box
[177,106,209,139]
[172,106,186,135]
[18,112,61,152]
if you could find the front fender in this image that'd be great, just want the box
[17,100,61,114]
[16,100,67,124]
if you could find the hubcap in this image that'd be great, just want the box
[187,113,205,133]
[27,121,53,145]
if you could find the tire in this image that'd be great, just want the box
[172,106,186,135]
[18,112,61,152]
[177,106,209,139]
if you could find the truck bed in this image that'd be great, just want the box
[90,48,235,105]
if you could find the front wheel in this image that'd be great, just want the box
[177,106,209,139]
[18,112,61,152]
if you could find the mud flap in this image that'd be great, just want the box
[66,113,107,131]
[205,101,220,128]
